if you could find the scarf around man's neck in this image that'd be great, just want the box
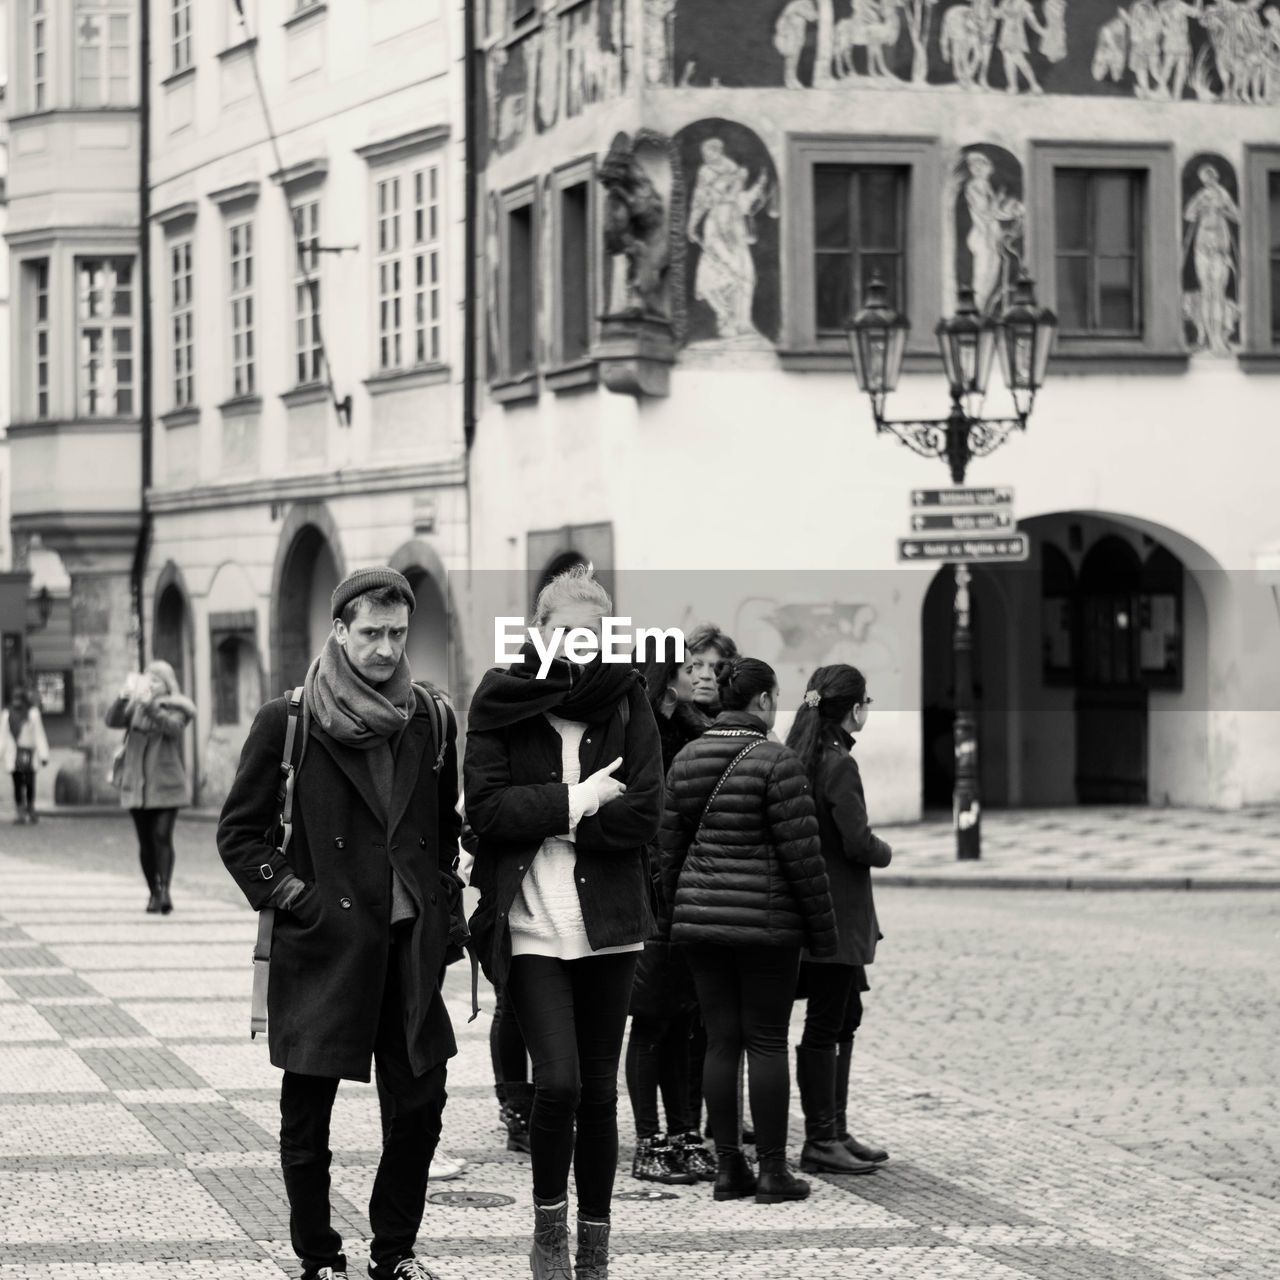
[304,631,415,749]
[466,642,638,733]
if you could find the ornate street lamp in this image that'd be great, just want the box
[846,271,1057,860]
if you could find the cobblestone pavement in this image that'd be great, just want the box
[1,818,1279,1279]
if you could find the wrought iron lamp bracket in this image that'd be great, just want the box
[872,407,1027,483]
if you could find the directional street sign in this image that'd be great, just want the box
[898,534,1029,563]
[911,486,1014,508]
[910,510,1013,532]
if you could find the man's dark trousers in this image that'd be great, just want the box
[280,927,447,1275]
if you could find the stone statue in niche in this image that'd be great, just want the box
[951,145,1025,316]
[1181,156,1240,354]
[599,140,670,318]
[686,137,778,343]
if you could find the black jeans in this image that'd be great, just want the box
[490,982,529,1093]
[684,943,800,1155]
[625,1009,696,1138]
[799,963,864,1050]
[129,807,177,888]
[280,932,447,1274]
[506,951,639,1218]
[11,770,35,812]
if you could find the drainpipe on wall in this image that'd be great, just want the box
[463,0,477,457]
[131,0,154,670]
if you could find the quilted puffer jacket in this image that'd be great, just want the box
[658,711,837,956]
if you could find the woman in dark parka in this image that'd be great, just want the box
[624,650,715,1185]
[464,566,664,1280]
[786,664,892,1174]
[659,658,837,1205]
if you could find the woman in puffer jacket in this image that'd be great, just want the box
[659,657,836,1205]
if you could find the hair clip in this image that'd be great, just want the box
[803,689,821,708]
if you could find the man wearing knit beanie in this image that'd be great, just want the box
[218,565,463,1280]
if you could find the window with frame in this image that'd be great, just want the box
[32,0,48,111]
[293,199,323,385]
[1054,169,1144,338]
[77,258,135,417]
[170,238,195,408]
[785,136,941,360]
[512,0,538,23]
[1270,173,1280,344]
[504,197,536,377]
[229,219,256,397]
[374,159,444,372]
[171,0,193,73]
[75,3,133,106]
[29,261,51,420]
[558,180,592,363]
[813,165,908,337]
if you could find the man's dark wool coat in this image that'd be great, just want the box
[217,693,462,1082]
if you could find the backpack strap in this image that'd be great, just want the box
[251,686,305,1041]
[412,683,450,774]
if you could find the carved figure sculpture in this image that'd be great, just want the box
[960,152,1025,313]
[686,138,774,340]
[996,0,1049,92]
[774,0,820,87]
[941,0,1001,88]
[599,141,669,318]
[833,0,906,78]
[1182,161,1240,353]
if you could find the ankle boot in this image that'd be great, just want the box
[502,1081,533,1153]
[140,849,159,912]
[712,1146,757,1201]
[835,1039,888,1163]
[754,1151,811,1203]
[796,1046,878,1174]
[156,880,174,915]
[574,1213,609,1280]
[530,1195,572,1280]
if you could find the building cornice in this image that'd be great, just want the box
[5,225,141,249]
[355,124,450,166]
[270,157,330,190]
[208,180,261,208]
[146,458,467,515]
[153,199,199,227]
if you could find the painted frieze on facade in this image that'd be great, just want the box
[660,0,1279,101]
[1181,153,1241,353]
[487,0,628,157]
[950,144,1025,316]
[675,119,781,346]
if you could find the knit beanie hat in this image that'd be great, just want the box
[331,567,417,619]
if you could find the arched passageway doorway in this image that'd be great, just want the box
[276,526,341,690]
[403,568,451,692]
[925,511,1214,809]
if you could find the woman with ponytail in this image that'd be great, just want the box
[659,657,836,1204]
[785,664,892,1175]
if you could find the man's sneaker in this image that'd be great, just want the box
[430,1149,466,1180]
[368,1257,442,1280]
[631,1134,697,1184]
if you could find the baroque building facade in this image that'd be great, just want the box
[471,0,1280,819]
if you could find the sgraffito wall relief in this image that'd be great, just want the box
[950,143,1025,316]
[1180,153,1241,354]
[487,0,628,157]
[675,119,781,347]
[663,0,1279,101]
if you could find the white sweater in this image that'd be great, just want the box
[508,712,644,961]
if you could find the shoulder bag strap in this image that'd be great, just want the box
[251,686,305,1040]
[692,737,766,841]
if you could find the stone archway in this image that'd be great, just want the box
[269,505,346,691]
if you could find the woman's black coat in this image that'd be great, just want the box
[659,711,837,956]
[463,674,663,988]
[806,726,892,966]
[217,694,462,1081]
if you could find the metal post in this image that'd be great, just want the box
[953,562,981,859]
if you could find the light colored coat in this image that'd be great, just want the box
[2,707,50,772]
[105,693,196,810]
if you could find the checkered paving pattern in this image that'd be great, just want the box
[877,806,1280,886]
[1,832,1278,1279]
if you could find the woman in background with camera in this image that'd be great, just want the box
[106,660,197,914]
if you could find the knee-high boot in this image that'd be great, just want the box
[796,1046,877,1174]
[153,841,175,915]
[835,1039,888,1163]
[140,846,161,913]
